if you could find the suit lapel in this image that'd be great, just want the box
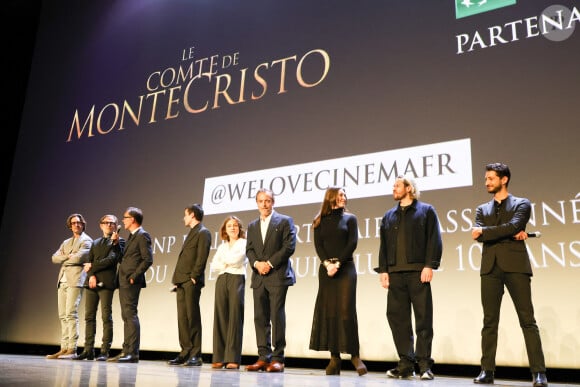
[181,227,195,253]
[486,200,495,217]
[504,195,515,213]
[126,230,137,249]
[263,214,278,247]
[251,220,265,250]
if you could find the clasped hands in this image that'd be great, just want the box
[326,261,339,277]
[255,261,272,276]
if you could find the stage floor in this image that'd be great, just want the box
[1,354,578,387]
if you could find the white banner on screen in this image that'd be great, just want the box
[203,138,472,215]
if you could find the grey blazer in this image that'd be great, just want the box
[51,231,93,287]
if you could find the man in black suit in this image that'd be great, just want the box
[108,207,153,363]
[472,163,547,387]
[74,214,125,361]
[245,188,296,373]
[168,204,212,367]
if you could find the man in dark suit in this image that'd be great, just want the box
[74,214,125,361]
[108,207,153,363]
[168,204,212,367]
[245,188,296,373]
[472,163,547,387]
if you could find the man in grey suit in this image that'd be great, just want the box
[472,163,547,387]
[108,207,153,363]
[47,213,92,359]
[245,188,296,373]
[168,203,212,367]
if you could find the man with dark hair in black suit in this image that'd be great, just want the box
[168,203,212,367]
[245,188,296,373]
[472,163,547,387]
[108,207,153,363]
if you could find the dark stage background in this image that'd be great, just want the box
[1,0,579,371]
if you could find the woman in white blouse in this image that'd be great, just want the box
[210,215,248,370]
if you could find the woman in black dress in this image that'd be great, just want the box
[309,187,367,376]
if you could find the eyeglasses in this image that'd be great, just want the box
[100,221,116,226]
[70,221,83,225]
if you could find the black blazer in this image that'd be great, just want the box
[475,194,533,275]
[246,211,296,288]
[86,236,125,290]
[171,223,212,287]
[118,228,153,288]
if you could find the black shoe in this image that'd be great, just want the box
[474,370,494,384]
[532,372,548,387]
[107,353,125,362]
[96,352,109,361]
[386,367,415,379]
[183,356,203,367]
[420,369,434,380]
[72,350,95,360]
[117,354,139,363]
[168,356,187,365]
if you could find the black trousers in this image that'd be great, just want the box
[83,287,114,351]
[176,280,202,359]
[252,283,289,363]
[212,273,245,364]
[119,285,142,356]
[386,271,434,372]
[480,264,546,372]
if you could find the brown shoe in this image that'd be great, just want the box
[266,361,284,372]
[211,362,224,369]
[245,360,269,371]
[326,355,341,375]
[225,363,239,369]
[46,349,67,359]
[58,349,77,359]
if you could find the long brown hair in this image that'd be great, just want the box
[312,186,347,228]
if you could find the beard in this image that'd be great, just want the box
[486,184,500,194]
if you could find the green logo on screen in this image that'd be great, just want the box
[455,0,516,19]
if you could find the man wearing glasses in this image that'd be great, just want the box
[73,214,125,361]
[108,207,153,363]
[47,213,93,359]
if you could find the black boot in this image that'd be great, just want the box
[72,348,94,360]
[325,353,341,375]
[351,355,367,376]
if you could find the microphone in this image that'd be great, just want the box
[527,231,541,238]
[108,225,121,239]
